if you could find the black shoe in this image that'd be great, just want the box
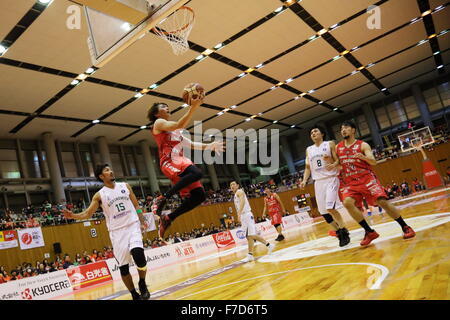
[275,234,285,241]
[131,290,142,300]
[139,280,151,300]
[337,228,350,247]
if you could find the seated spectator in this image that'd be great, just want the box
[10,270,22,281]
[96,252,105,261]
[104,247,114,259]
[62,254,73,269]
[84,255,93,265]
[38,263,48,275]
[173,232,183,243]
[74,253,83,266]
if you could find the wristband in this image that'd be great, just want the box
[136,209,143,214]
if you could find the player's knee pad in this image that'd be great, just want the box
[130,247,147,270]
[119,264,130,277]
[322,213,334,224]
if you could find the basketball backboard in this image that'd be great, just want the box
[398,126,434,152]
[73,0,187,67]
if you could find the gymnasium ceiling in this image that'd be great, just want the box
[0,0,449,147]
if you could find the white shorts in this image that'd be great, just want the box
[314,176,343,215]
[240,212,257,237]
[109,221,143,267]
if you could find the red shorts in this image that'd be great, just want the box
[340,175,387,208]
[269,212,283,225]
[161,158,203,198]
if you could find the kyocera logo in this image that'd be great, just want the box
[21,233,32,245]
[21,280,71,299]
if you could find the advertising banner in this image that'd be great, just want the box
[66,261,113,290]
[0,270,72,300]
[17,227,45,250]
[0,230,18,250]
[212,231,236,248]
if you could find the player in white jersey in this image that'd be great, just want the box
[300,125,350,247]
[62,164,151,300]
[230,181,274,262]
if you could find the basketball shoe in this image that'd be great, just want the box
[360,230,379,246]
[131,290,142,300]
[139,280,151,300]
[275,234,285,241]
[242,253,254,262]
[337,228,350,247]
[267,243,275,254]
[402,226,416,239]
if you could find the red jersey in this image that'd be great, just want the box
[265,194,282,216]
[336,140,375,186]
[151,129,192,167]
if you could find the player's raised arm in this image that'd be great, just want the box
[356,142,378,166]
[300,150,311,189]
[153,97,203,132]
[62,193,101,220]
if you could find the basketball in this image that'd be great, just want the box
[182,83,205,104]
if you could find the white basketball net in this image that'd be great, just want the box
[153,6,195,55]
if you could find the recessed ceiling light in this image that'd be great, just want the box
[332,55,341,61]
[270,86,277,90]
[85,67,95,74]
[317,28,327,36]
[333,108,339,111]
[141,88,150,94]
[245,118,252,122]
[202,48,214,55]
[182,103,189,108]
[291,125,295,128]
[421,10,431,17]
[245,67,255,73]
[410,17,421,24]
[351,46,360,52]
[140,125,147,129]
[0,45,7,55]
[308,89,315,93]
[318,101,323,104]
[92,119,100,124]
[274,6,283,13]
[329,23,339,30]
[366,63,375,68]
[340,50,349,56]
[76,74,88,81]
[350,70,359,75]
[433,51,440,55]
[149,84,158,89]
[308,35,318,41]
[428,34,437,39]
[223,108,230,112]
[230,105,237,109]
[214,43,223,49]
[238,72,246,78]
[217,111,224,116]
[417,39,428,46]
[70,80,79,86]
[134,93,143,98]
[381,88,387,91]
[38,0,52,4]
[252,140,257,143]
[286,78,293,83]
[437,65,444,69]
[255,63,264,69]
[273,120,278,124]
[435,5,445,12]
[294,96,300,100]
[195,54,204,60]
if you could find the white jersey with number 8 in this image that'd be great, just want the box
[307,141,339,180]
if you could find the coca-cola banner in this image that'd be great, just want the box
[212,231,236,248]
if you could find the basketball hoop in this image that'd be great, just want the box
[152,6,195,55]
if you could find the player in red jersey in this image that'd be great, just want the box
[336,121,415,246]
[147,96,224,237]
[262,186,286,241]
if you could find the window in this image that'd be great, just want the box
[355,114,370,137]
[135,154,148,176]
[332,123,342,140]
[81,152,94,177]
[374,106,391,129]
[402,95,420,119]
[126,154,138,176]
[386,100,407,125]
[24,150,41,178]
[110,153,124,177]
[423,87,443,112]
[437,81,450,108]
[0,149,21,179]
[61,152,78,177]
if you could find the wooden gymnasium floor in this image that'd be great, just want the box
[65,187,450,300]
